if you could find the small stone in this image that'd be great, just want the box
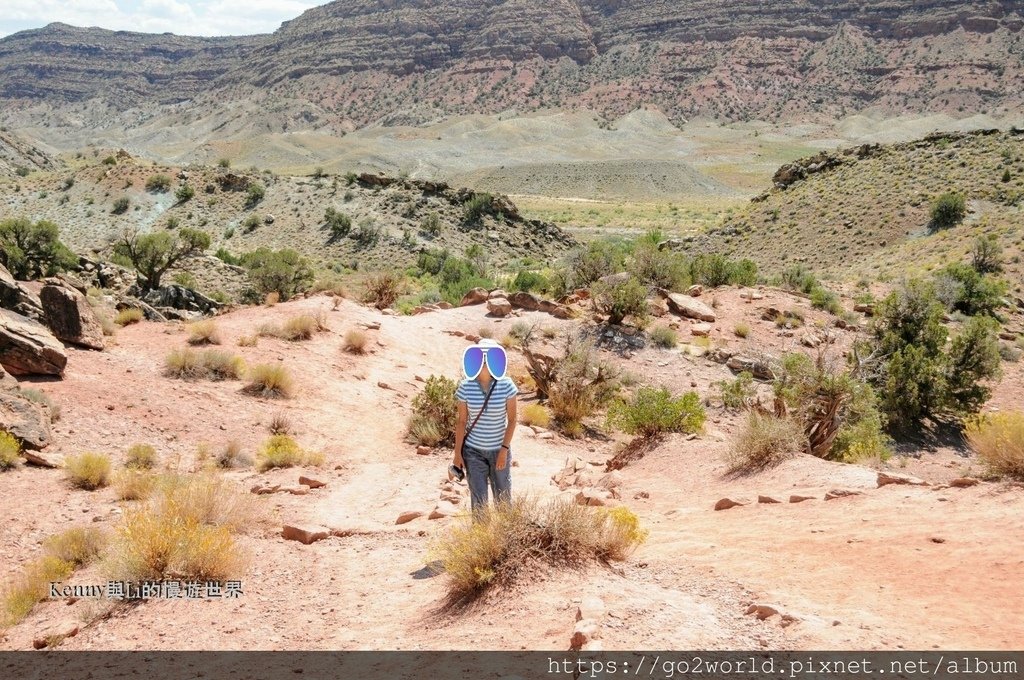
[576,595,605,622]
[281,524,330,544]
[745,604,780,620]
[416,445,432,455]
[714,497,748,511]
[757,495,781,504]
[690,322,713,337]
[250,483,281,495]
[396,510,424,525]
[930,536,946,544]
[284,485,311,495]
[877,471,928,487]
[298,476,326,489]
[428,502,459,519]
[570,619,601,650]
[949,477,980,488]
[824,489,863,500]
[789,494,815,503]
[377,381,390,390]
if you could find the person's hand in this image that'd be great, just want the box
[453,451,463,469]
[496,447,508,470]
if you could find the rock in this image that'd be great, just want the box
[40,281,105,350]
[436,301,453,310]
[135,284,220,314]
[21,449,63,467]
[575,488,612,506]
[854,303,874,315]
[745,604,780,620]
[250,483,281,495]
[428,501,459,519]
[281,524,330,544]
[581,641,604,651]
[800,332,821,348]
[298,475,326,489]
[789,494,816,503]
[396,510,424,524]
[32,619,80,648]
[687,284,703,297]
[439,490,461,504]
[662,291,716,322]
[877,471,928,488]
[570,619,601,650]
[487,288,509,300]
[0,263,45,320]
[263,214,275,224]
[538,299,572,319]
[576,595,605,622]
[824,489,863,500]
[460,288,488,306]
[690,322,713,337]
[486,297,512,317]
[714,497,748,510]
[0,389,53,449]
[726,354,776,381]
[596,471,623,491]
[950,477,980,488]
[647,297,669,317]
[416,445,432,455]
[757,495,782,504]
[508,291,541,311]
[284,484,311,495]
[0,309,68,376]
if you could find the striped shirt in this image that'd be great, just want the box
[456,376,518,450]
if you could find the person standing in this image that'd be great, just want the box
[452,338,518,513]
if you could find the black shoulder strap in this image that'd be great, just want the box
[465,380,498,440]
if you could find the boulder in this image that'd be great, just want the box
[486,297,513,317]
[877,471,928,488]
[460,288,488,306]
[135,284,220,314]
[40,281,105,350]
[0,389,53,450]
[687,284,703,297]
[487,289,509,300]
[662,291,716,322]
[508,291,541,311]
[726,355,776,381]
[690,322,713,337]
[539,299,571,319]
[0,263,45,320]
[0,309,67,376]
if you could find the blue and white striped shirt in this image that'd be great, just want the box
[456,376,518,450]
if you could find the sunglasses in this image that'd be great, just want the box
[462,345,507,379]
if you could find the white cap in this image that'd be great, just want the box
[477,338,502,348]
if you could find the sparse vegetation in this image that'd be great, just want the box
[43,526,107,567]
[715,371,756,409]
[145,174,172,192]
[125,443,157,470]
[244,363,296,398]
[648,325,677,348]
[591,277,648,326]
[462,192,494,223]
[164,348,245,381]
[363,271,404,310]
[606,387,705,438]
[408,375,458,446]
[64,452,112,490]
[115,308,144,326]
[0,431,21,471]
[734,322,751,338]
[965,411,1024,480]
[728,412,807,472]
[256,434,308,471]
[114,227,210,290]
[112,197,130,214]
[343,329,368,354]
[1,555,74,628]
[187,319,221,345]
[929,191,967,230]
[520,403,551,428]
[324,207,352,240]
[240,248,314,301]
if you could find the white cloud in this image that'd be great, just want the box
[0,0,327,38]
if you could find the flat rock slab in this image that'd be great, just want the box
[281,524,331,544]
[0,389,53,449]
[0,308,67,376]
[877,471,928,487]
[950,477,980,488]
[789,494,816,503]
[664,292,716,322]
[40,283,105,350]
[298,475,326,489]
[824,488,864,500]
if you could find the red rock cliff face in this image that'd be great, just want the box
[0,1,1021,126]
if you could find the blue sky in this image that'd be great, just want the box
[0,0,330,38]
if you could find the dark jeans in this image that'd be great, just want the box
[462,444,511,514]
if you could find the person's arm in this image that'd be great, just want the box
[453,400,468,468]
[496,390,517,470]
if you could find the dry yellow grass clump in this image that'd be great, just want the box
[520,403,551,428]
[125,443,157,469]
[187,319,222,345]
[255,435,322,471]
[966,412,1024,480]
[0,431,21,471]
[64,452,112,490]
[244,363,296,398]
[727,411,806,473]
[430,494,646,598]
[165,348,246,380]
[114,308,144,326]
[343,329,368,354]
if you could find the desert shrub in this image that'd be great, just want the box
[175,183,195,203]
[256,435,307,471]
[18,387,60,422]
[430,495,646,597]
[280,314,319,341]
[627,244,690,290]
[929,191,966,230]
[164,347,203,378]
[363,271,404,309]
[774,309,804,328]
[932,263,1006,317]
[237,334,257,347]
[114,228,210,290]
[0,431,21,471]
[353,219,381,247]
[591,277,648,325]
[343,329,368,353]
[728,412,807,472]
[0,218,78,280]
[115,307,144,325]
[407,415,445,447]
[520,403,551,428]
[810,285,842,315]
[217,440,245,469]
[187,319,221,345]
[125,443,157,470]
[971,234,1003,274]
[778,264,819,294]
[1,555,74,627]
[218,158,231,168]
[864,280,1001,429]
[264,291,280,306]
[511,269,549,293]
[246,183,265,207]
[688,254,756,288]
[113,469,156,501]
[267,411,292,435]
[64,452,112,490]
[409,375,458,446]
[648,325,677,349]
[145,174,172,192]
[15,165,30,176]
[215,247,240,265]
[420,211,442,236]
[565,239,628,289]
[324,207,351,239]
[112,197,130,214]
[164,348,245,380]
[244,363,296,398]
[606,387,704,438]
[240,247,314,301]
[462,192,493,223]
[43,526,107,567]
[1000,343,1022,363]
[965,411,1024,480]
[734,322,751,338]
[715,371,756,409]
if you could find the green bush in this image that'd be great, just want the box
[239,247,314,301]
[462,192,493,223]
[715,371,756,409]
[606,387,705,438]
[591,277,648,325]
[971,235,1003,274]
[175,184,195,203]
[648,325,677,349]
[410,376,458,446]
[545,341,620,438]
[627,244,689,291]
[246,183,266,207]
[112,197,130,214]
[324,207,351,239]
[511,269,549,293]
[0,431,21,471]
[0,218,77,279]
[113,228,210,290]
[420,212,442,236]
[566,240,628,289]
[728,412,807,472]
[810,285,842,315]
[929,192,966,230]
[145,174,172,192]
[778,264,818,294]
[933,263,1006,317]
